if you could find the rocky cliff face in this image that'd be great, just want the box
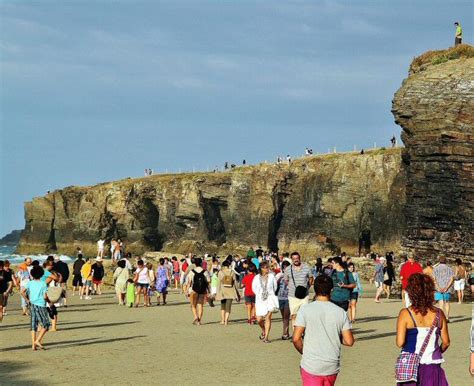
[17,149,405,257]
[392,48,474,259]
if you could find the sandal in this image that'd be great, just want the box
[262,339,271,343]
[281,335,291,340]
[259,333,265,340]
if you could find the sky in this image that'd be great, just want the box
[0,0,472,236]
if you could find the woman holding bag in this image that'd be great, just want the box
[216,260,240,325]
[395,273,450,385]
[252,261,278,343]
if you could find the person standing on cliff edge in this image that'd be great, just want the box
[454,22,462,46]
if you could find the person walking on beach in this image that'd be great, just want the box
[91,257,105,295]
[54,256,69,306]
[216,260,240,325]
[454,22,463,46]
[293,275,354,386]
[155,258,170,305]
[21,265,52,350]
[433,256,455,322]
[16,257,32,316]
[184,257,210,325]
[400,254,423,307]
[242,263,257,325]
[284,252,312,331]
[277,260,291,339]
[80,258,93,300]
[373,256,385,303]
[383,255,396,299]
[134,260,150,307]
[72,254,85,296]
[395,273,450,385]
[113,260,129,305]
[0,261,10,322]
[330,256,356,311]
[1,260,16,316]
[347,262,362,323]
[453,258,466,304]
[171,256,180,289]
[252,261,278,343]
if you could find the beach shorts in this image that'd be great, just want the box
[244,295,256,304]
[374,281,383,288]
[279,299,289,311]
[190,291,206,305]
[300,367,337,386]
[350,292,359,301]
[137,283,149,289]
[84,280,92,287]
[331,300,349,311]
[453,279,465,291]
[30,305,51,331]
[72,274,82,287]
[173,272,180,280]
[92,278,102,285]
[289,296,309,316]
[434,292,451,302]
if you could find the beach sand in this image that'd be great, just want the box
[0,286,471,385]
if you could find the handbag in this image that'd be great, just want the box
[47,286,63,304]
[291,266,308,299]
[395,309,440,383]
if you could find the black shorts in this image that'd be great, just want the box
[72,274,83,287]
[331,300,349,311]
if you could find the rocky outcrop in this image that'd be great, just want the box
[0,230,22,246]
[17,149,405,257]
[392,47,474,259]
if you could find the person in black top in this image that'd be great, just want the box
[54,256,70,306]
[255,247,264,258]
[91,258,105,295]
[0,260,12,322]
[72,254,85,296]
[383,254,396,299]
[2,260,15,317]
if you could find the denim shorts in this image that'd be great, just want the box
[279,299,289,311]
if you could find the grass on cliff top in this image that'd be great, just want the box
[410,44,474,74]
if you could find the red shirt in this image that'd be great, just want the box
[400,261,423,289]
[242,273,256,297]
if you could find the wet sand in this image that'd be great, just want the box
[0,286,471,385]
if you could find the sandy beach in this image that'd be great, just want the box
[0,284,471,386]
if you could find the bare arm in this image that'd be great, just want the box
[439,312,450,353]
[396,309,408,348]
[341,329,354,346]
[293,326,305,354]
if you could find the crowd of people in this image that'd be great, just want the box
[1,246,473,384]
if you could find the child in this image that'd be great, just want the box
[241,264,257,324]
[126,279,136,308]
[21,265,51,350]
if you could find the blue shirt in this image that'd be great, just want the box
[41,270,51,283]
[26,280,48,307]
[330,270,355,302]
[251,257,260,269]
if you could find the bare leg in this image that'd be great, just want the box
[162,293,167,304]
[31,331,37,350]
[264,313,272,340]
[445,301,450,320]
[257,316,265,337]
[281,306,290,337]
[246,304,252,321]
[197,303,204,323]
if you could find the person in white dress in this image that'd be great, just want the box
[252,261,278,343]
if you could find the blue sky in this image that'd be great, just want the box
[0,0,472,236]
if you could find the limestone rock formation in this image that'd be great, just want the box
[17,149,405,257]
[392,47,474,259]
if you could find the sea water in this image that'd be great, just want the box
[0,245,73,264]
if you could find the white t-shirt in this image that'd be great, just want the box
[97,240,105,249]
[295,300,351,376]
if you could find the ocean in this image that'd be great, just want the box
[0,245,74,265]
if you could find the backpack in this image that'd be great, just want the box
[192,270,208,294]
[222,270,234,288]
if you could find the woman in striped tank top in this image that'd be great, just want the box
[396,273,450,385]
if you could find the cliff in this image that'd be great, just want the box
[392,45,474,259]
[17,149,405,257]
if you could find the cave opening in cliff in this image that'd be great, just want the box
[47,219,57,251]
[200,198,227,244]
[358,229,372,255]
[268,200,285,253]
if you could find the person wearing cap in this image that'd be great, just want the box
[91,257,105,295]
[454,22,463,46]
